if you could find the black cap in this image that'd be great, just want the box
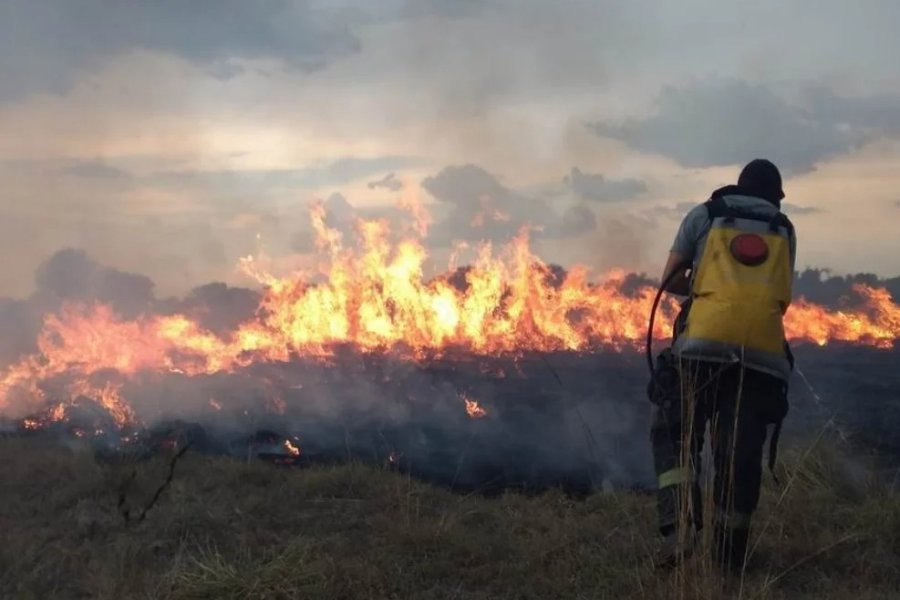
[737,159,785,203]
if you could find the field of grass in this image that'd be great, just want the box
[1,436,898,599]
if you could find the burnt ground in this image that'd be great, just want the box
[2,345,899,598]
[4,344,899,495]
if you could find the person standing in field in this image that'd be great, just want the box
[650,159,797,571]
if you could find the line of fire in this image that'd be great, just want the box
[1,200,898,494]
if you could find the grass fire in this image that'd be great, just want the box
[5,1,900,596]
[1,200,899,598]
[1,202,897,437]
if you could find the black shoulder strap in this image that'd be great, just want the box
[705,196,795,238]
[773,212,795,238]
[704,196,729,220]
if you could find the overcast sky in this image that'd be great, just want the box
[1,0,899,297]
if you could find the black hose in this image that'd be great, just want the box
[646,261,692,377]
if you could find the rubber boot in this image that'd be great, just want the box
[714,524,750,573]
[655,525,697,569]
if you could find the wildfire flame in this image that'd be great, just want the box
[284,439,301,457]
[463,394,488,419]
[786,285,900,349]
[0,198,897,428]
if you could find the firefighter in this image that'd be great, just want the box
[650,159,796,571]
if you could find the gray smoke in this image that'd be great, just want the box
[1,249,899,493]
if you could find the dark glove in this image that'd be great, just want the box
[647,348,681,409]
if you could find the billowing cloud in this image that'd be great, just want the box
[60,161,133,181]
[341,0,492,22]
[34,248,155,318]
[652,202,700,222]
[563,167,647,203]
[0,153,426,297]
[803,85,900,137]
[290,192,406,253]
[160,281,260,337]
[422,164,597,245]
[556,204,598,238]
[591,79,872,174]
[0,0,361,102]
[0,248,263,364]
[289,164,599,253]
[783,203,823,215]
[151,156,420,192]
[794,268,900,307]
[1,0,900,293]
[367,173,403,192]
[422,165,510,210]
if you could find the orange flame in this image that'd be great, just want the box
[66,380,134,427]
[284,439,301,457]
[786,285,900,348]
[0,202,897,427]
[463,394,488,419]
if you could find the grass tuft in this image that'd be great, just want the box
[0,437,898,599]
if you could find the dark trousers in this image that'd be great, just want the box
[651,361,787,536]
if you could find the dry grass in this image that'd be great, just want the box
[0,436,898,599]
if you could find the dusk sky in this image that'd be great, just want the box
[2,0,899,297]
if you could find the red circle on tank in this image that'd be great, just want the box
[730,233,769,266]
